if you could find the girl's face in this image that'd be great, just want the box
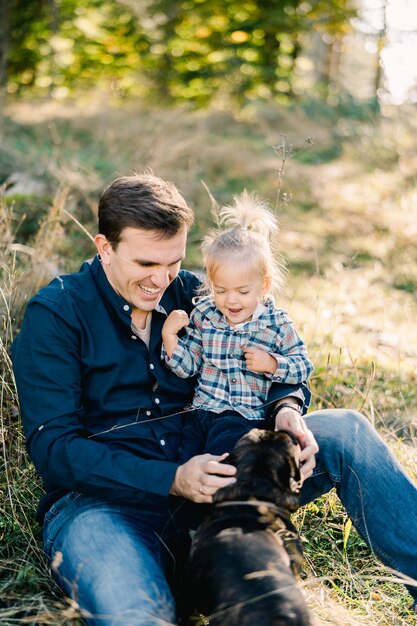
[210,262,270,326]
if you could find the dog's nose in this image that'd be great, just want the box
[290,478,302,493]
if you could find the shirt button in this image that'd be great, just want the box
[146,410,151,416]
[149,364,155,370]
[276,376,282,381]
[231,378,237,383]
[123,304,130,311]
[131,335,137,340]
[160,439,166,446]
[154,398,160,404]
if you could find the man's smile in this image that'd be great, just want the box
[139,284,162,295]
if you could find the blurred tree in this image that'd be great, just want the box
[4,0,357,105]
[5,0,147,97]
[142,0,357,105]
[373,0,388,95]
[0,0,11,126]
[6,0,51,92]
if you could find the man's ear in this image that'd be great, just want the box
[94,234,112,265]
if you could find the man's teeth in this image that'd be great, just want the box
[140,285,160,294]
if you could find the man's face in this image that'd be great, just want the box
[95,227,187,318]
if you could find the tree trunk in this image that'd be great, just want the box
[374,0,387,95]
[49,0,59,95]
[0,0,11,128]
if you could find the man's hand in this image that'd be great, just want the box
[274,405,318,481]
[170,453,237,503]
[244,346,277,375]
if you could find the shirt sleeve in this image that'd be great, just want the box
[163,309,204,378]
[12,299,178,503]
[267,319,314,384]
[265,382,311,418]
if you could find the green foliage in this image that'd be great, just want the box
[294,142,342,164]
[4,194,51,241]
[7,0,146,96]
[5,0,357,105]
[128,0,357,105]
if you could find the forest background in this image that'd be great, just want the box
[0,0,416,624]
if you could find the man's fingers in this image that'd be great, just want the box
[300,441,317,462]
[300,459,315,481]
[202,473,236,490]
[198,453,237,477]
[300,450,316,479]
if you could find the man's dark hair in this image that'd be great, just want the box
[98,173,194,247]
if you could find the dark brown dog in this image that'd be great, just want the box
[182,429,314,626]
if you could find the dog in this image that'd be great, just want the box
[181,429,314,626]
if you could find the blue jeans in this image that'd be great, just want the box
[43,494,185,625]
[42,409,417,625]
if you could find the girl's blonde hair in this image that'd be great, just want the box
[201,190,286,297]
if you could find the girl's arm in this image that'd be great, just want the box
[271,320,314,383]
[162,309,204,377]
[244,317,313,384]
[162,309,190,358]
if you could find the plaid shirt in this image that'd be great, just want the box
[164,296,313,419]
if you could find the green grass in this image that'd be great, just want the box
[1,96,416,625]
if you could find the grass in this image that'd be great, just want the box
[0,95,416,625]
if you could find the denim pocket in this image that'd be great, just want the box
[43,491,82,556]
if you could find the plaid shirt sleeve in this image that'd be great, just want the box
[163,309,203,378]
[268,317,314,384]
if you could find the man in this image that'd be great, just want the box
[12,174,417,625]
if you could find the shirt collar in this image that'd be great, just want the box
[233,302,267,329]
[196,296,275,329]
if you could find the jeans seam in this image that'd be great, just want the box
[349,513,403,572]
[311,465,340,486]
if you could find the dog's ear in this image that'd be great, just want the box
[288,459,302,494]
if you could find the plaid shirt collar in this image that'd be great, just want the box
[194,296,277,330]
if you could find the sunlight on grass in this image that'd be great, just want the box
[1,97,416,625]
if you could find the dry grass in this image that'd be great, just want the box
[1,96,416,625]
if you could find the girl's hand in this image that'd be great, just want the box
[162,310,190,336]
[162,310,190,358]
[244,346,277,375]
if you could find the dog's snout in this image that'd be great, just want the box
[290,477,302,494]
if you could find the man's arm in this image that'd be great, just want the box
[264,381,317,481]
[265,380,311,419]
[12,300,179,504]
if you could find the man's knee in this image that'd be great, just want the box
[306,408,376,462]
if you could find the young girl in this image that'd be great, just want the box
[162,190,313,458]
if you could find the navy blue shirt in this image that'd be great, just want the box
[12,256,310,520]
